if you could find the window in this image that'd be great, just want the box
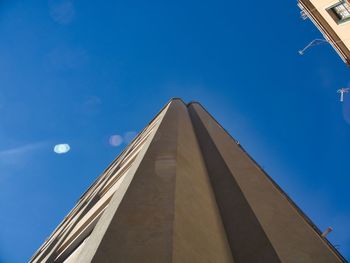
[328,1,350,24]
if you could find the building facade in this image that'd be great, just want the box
[298,0,350,65]
[30,99,345,262]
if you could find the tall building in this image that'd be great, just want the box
[30,99,345,262]
[298,0,350,65]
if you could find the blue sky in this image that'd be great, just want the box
[0,0,349,262]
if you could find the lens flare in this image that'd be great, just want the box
[109,135,123,147]
[124,131,137,144]
[54,144,70,154]
[342,91,350,125]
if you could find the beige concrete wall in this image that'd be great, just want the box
[83,100,233,263]
[309,0,350,48]
[30,99,345,262]
[172,101,233,263]
[300,0,350,63]
[188,102,343,262]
